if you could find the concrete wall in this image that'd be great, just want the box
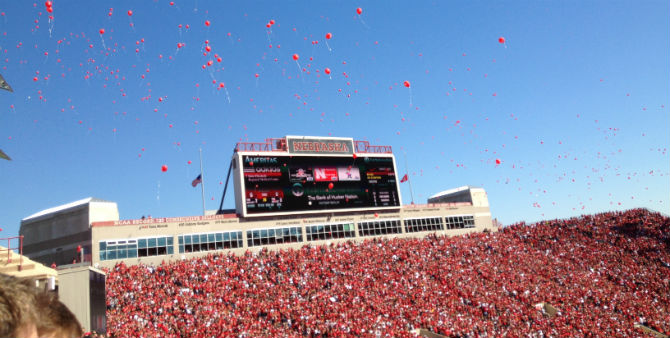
[89,201,120,223]
[57,266,106,333]
[471,189,490,207]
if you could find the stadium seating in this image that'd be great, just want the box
[105,209,670,338]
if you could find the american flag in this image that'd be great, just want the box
[191,174,202,187]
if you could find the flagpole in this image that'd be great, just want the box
[404,152,415,204]
[199,148,206,215]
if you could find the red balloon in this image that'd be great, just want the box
[324,67,331,75]
[127,10,133,16]
[356,7,362,15]
[495,158,501,165]
[498,37,505,44]
[352,153,357,159]
[292,54,299,61]
[269,19,275,25]
[205,20,211,26]
[328,182,334,190]
[325,32,332,40]
[76,245,81,253]
[205,45,211,52]
[403,81,410,88]
[161,165,168,172]
[99,28,105,34]
[46,6,53,13]
[45,1,52,7]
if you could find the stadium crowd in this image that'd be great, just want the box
[106,209,670,338]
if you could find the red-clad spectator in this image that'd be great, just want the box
[105,209,670,338]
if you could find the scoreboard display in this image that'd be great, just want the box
[239,155,400,215]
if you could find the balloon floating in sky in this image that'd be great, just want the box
[205,20,211,26]
[324,67,331,75]
[292,54,299,61]
[127,10,133,16]
[161,165,168,172]
[498,37,505,44]
[328,182,334,190]
[404,81,413,106]
[99,28,105,34]
[356,7,362,15]
[324,33,334,51]
[495,159,501,165]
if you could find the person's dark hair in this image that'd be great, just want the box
[0,273,83,338]
[0,273,38,337]
[35,290,83,338]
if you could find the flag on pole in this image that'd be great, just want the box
[191,174,202,187]
[400,173,409,183]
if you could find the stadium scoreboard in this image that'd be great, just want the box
[233,136,402,217]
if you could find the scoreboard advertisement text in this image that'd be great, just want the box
[241,155,400,215]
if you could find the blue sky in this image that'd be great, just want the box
[0,1,668,238]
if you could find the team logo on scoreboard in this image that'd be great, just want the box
[314,167,339,182]
[337,167,361,181]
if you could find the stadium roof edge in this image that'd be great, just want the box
[428,186,484,200]
[22,197,116,222]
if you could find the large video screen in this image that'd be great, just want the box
[241,155,400,215]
